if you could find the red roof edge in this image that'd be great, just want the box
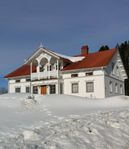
[4,64,36,78]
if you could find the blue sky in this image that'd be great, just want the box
[0,0,129,88]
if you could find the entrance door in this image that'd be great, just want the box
[41,85,47,95]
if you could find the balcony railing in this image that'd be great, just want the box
[31,70,59,80]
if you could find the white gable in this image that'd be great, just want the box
[106,50,127,81]
[25,47,85,64]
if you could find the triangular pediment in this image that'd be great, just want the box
[25,47,61,64]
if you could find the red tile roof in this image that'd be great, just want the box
[5,48,117,78]
[62,48,117,71]
[5,64,36,78]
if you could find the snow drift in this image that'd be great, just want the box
[0,93,129,148]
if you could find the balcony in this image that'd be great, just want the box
[31,70,59,80]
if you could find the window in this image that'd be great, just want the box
[26,87,30,93]
[15,87,21,93]
[60,83,63,94]
[50,65,52,71]
[71,74,78,78]
[50,85,56,94]
[120,85,123,94]
[33,86,38,94]
[40,66,44,72]
[115,83,118,93]
[86,82,94,92]
[109,81,113,93]
[72,83,78,93]
[112,62,115,70]
[16,79,20,83]
[86,72,93,76]
[26,78,30,82]
[56,64,58,70]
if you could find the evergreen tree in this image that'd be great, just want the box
[116,40,129,95]
[99,45,109,51]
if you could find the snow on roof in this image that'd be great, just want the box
[51,51,85,62]
[5,48,117,78]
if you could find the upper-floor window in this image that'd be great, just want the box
[71,74,78,78]
[40,66,44,72]
[26,78,30,82]
[86,82,94,92]
[109,81,113,93]
[16,79,20,83]
[72,83,79,93]
[86,72,93,76]
[112,62,115,74]
[49,65,52,71]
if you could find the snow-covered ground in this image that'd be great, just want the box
[0,93,129,148]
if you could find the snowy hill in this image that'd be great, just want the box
[0,94,129,148]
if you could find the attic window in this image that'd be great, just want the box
[86,72,93,76]
[26,78,30,82]
[16,79,20,83]
[71,74,78,78]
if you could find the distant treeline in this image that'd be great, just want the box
[0,87,8,94]
[99,41,129,95]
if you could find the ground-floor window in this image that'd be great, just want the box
[60,83,63,94]
[120,84,123,94]
[86,82,94,92]
[26,86,30,93]
[50,85,56,94]
[33,86,38,94]
[115,83,118,93]
[15,87,21,93]
[109,81,113,93]
[72,83,78,93]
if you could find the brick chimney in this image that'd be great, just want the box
[81,45,89,55]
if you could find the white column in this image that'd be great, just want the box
[56,60,60,94]
[37,62,40,80]
[56,60,59,78]
[38,86,41,94]
[48,62,50,79]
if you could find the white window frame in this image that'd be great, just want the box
[71,83,79,93]
[120,84,123,94]
[50,85,56,94]
[15,87,21,93]
[33,86,38,94]
[26,86,30,93]
[86,82,94,93]
[16,79,20,83]
[109,81,113,93]
[115,83,118,93]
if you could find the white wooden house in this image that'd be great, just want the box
[5,45,127,98]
